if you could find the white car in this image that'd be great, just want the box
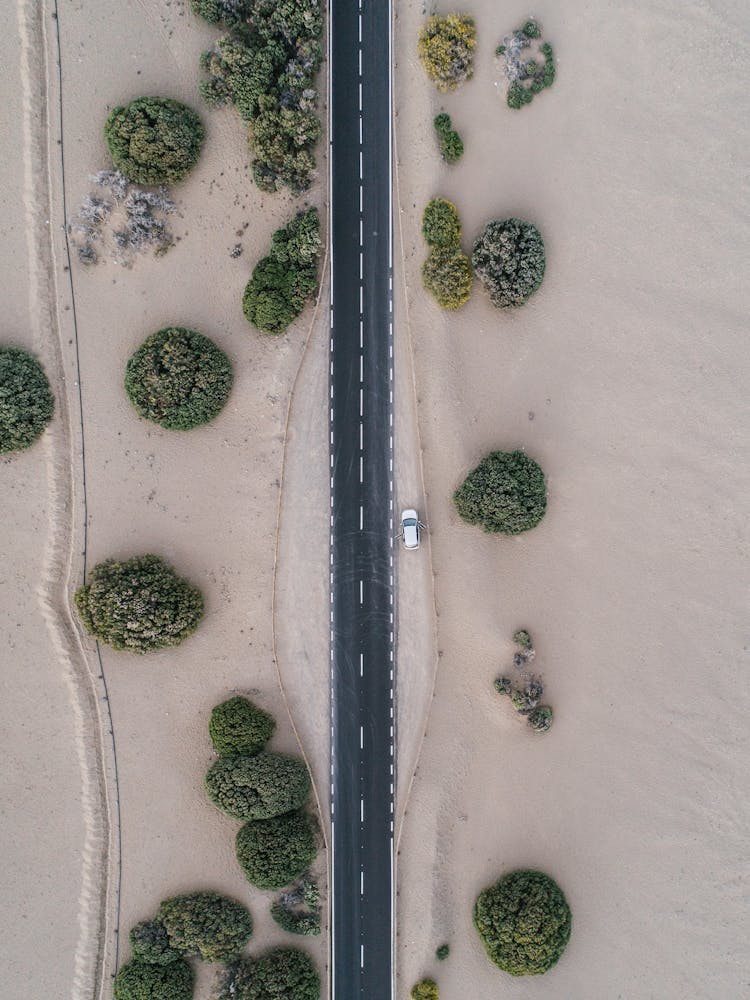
[400,509,421,550]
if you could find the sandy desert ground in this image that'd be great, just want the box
[394,1,749,998]
[2,2,330,998]
[3,0,749,999]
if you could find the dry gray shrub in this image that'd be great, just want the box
[70,170,176,267]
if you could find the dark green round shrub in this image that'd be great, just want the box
[453,450,547,535]
[422,245,472,310]
[124,327,233,430]
[217,948,320,1000]
[528,706,553,732]
[157,891,252,962]
[0,346,54,454]
[129,919,182,965]
[113,958,193,1000]
[422,197,461,246]
[236,810,317,889]
[209,695,276,757]
[474,869,571,976]
[104,97,205,185]
[436,943,450,960]
[472,218,545,307]
[205,752,311,820]
[73,554,204,653]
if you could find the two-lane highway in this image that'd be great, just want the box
[328,0,394,996]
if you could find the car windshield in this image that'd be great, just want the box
[403,518,417,526]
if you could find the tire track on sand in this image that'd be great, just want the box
[19,2,121,996]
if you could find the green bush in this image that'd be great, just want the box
[0,346,54,454]
[500,22,556,109]
[195,1,323,193]
[507,82,533,109]
[129,919,182,966]
[436,943,450,960]
[411,980,439,1000]
[270,876,321,936]
[191,0,251,24]
[205,752,311,820]
[73,554,204,653]
[422,245,472,310]
[217,948,320,1000]
[421,197,472,310]
[528,705,553,732]
[104,97,205,185]
[453,450,547,535]
[472,218,545,308]
[113,958,193,1000]
[418,13,476,91]
[542,48,556,87]
[242,208,321,335]
[209,695,276,757]
[270,901,321,936]
[422,197,461,246]
[236,810,317,889]
[513,629,533,649]
[124,327,233,430]
[474,870,571,976]
[433,113,463,163]
[157,891,252,962]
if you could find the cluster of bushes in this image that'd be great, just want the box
[206,696,318,891]
[495,630,553,732]
[73,555,204,653]
[217,948,320,1000]
[421,198,472,311]
[114,891,252,999]
[104,96,205,186]
[271,874,321,936]
[192,0,323,193]
[76,94,202,267]
[418,13,476,92]
[124,327,233,430]
[453,450,547,535]
[0,346,54,455]
[243,208,321,334]
[472,218,546,308]
[474,870,571,975]
[433,113,463,163]
[496,20,556,110]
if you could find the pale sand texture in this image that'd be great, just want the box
[3,1,329,997]
[2,5,110,999]
[395,1,749,997]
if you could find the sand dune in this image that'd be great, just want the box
[394,1,750,997]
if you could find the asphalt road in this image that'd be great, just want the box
[328,0,394,997]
